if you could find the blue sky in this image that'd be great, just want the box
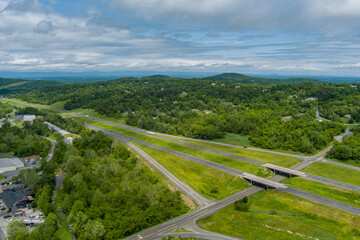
[1,0,360,76]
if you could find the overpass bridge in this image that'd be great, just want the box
[263,164,308,178]
[241,173,287,189]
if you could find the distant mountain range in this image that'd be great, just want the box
[0,73,358,91]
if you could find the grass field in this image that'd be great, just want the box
[213,133,252,147]
[283,178,360,208]
[303,162,360,186]
[198,190,360,240]
[134,143,251,200]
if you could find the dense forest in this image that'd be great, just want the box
[0,101,13,118]
[0,120,51,158]
[328,126,360,163]
[59,130,188,239]
[1,74,357,153]
[5,108,188,239]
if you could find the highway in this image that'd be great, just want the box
[3,99,360,239]
[4,98,360,171]
[88,124,360,193]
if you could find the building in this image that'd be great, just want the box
[0,158,24,173]
[0,188,34,214]
[304,97,316,101]
[13,115,36,122]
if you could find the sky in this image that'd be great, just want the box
[1,0,360,76]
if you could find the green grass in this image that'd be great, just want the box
[134,142,251,200]
[13,119,23,127]
[71,108,125,125]
[0,175,6,180]
[326,157,360,168]
[283,178,360,208]
[170,137,301,168]
[303,162,360,186]
[213,133,252,147]
[55,213,71,240]
[50,101,67,110]
[198,190,360,240]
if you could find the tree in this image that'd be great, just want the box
[7,220,28,240]
[83,220,105,240]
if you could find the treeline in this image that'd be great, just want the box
[45,114,85,135]
[328,127,360,163]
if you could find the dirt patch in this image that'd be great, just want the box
[181,194,196,209]
[262,224,319,240]
[198,221,215,227]
[143,161,154,172]
[328,185,352,193]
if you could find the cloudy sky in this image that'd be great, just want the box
[1,0,360,76]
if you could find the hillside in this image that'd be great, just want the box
[205,73,325,85]
[0,79,61,95]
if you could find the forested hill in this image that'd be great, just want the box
[205,73,325,85]
[0,79,61,95]
[0,77,28,87]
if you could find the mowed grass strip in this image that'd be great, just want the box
[173,137,301,168]
[133,142,251,200]
[303,162,360,186]
[198,190,360,240]
[283,177,360,208]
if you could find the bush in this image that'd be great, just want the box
[234,196,249,211]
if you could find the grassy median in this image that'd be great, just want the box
[303,162,360,186]
[134,142,251,200]
[283,177,360,208]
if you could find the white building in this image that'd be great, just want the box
[14,115,36,122]
[0,158,24,173]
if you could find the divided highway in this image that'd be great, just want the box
[3,99,360,240]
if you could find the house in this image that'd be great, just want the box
[344,114,352,118]
[351,85,358,88]
[0,188,34,214]
[211,82,216,86]
[235,86,241,89]
[203,110,212,114]
[305,97,316,101]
